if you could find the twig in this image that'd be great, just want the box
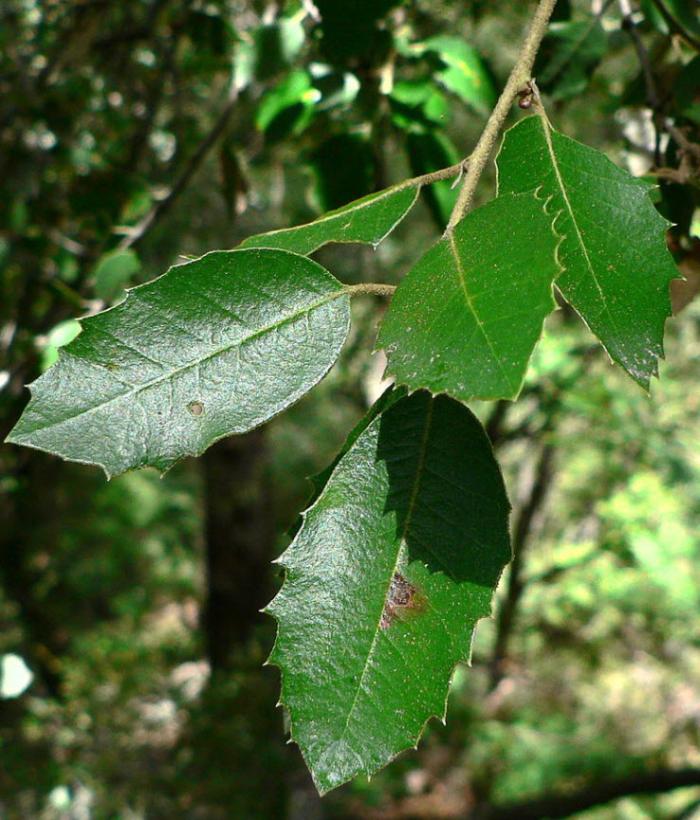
[488,441,555,690]
[619,2,700,172]
[618,0,660,111]
[472,766,700,819]
[648,0,700,51]
[445,0,559,232]
[344,283,396,298]
[117,87,240,250]
[618,0,666,164]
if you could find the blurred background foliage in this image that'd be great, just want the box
[0,0,699,817]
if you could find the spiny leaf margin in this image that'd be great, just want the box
[497,113,679,389]
[266,388,512,794]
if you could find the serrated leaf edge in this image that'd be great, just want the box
[377,190,565,403]
[498,113,679,390]
[263,394,511,795]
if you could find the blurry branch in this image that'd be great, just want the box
[488,440,555,690]
[619,0,700,179]
[618,0,660,109]
[618,0,665,164]
[648,0,700,50]
[485,400,511,445]
[117,86,240,250]
[446,0,558,231]
[473,766,700,819]
[543,0,615,92]
[345,283,397,297]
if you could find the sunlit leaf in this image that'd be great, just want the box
[7,250,350,477]
[256,70,319,138]
[240,185,419,255]
[267,388,511,794]
[378,192,561,401]
[414,36,495,113]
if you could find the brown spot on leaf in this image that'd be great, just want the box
[380,572,424,630]
[187,400,204,417]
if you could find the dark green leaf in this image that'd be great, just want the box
[657,0,700,39]
[267,389,511,794]
[378,192,561,401]
[315,0,398,63]
[674,56,700,125]
[406,131,459,231]
[498,114,679,388]
[309,134,376,211]
[7,250,350,477]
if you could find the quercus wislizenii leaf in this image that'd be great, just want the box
[239,184,420,255]
[7,249,350,477]
[266,388,511,794]
[497,114,679,388]
[378,192,560,401]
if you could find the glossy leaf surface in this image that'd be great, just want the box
[7,250,350,477]
[498,115,678,387]
[378,192,560,401]
[240,184,419,255]
[267,389,511,794]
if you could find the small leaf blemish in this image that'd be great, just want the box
[187,400,204,417]
[380,572,424,630]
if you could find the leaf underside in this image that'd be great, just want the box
[267,389,511,794]
[7,249,350,477]
[497,115,679,388]
[239,185,420,255]
[378,191,561,401]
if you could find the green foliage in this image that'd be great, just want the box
[93,249,141,303]
[535,19,608,100]
[240,185,419,254]
[413,36,496,114]
[3,0,697,810]
[378,191,560,401]
[255,70,318,140]
[8,250,350,476]
[267,388,510,792]
[498,114,678,388]
[406,131,460,230]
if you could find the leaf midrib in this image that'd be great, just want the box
[447,234,517,395]
[15,287,347,437]
[537,115,621,340]
[337,397,435,746]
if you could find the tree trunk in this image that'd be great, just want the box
[201,428,274,669]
